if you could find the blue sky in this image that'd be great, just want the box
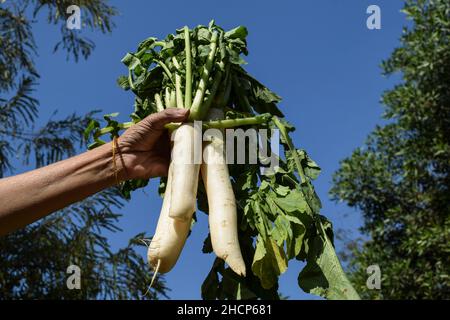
[26,0,407,299]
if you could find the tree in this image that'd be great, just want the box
[331,0,450,299]
[0,1,167,299]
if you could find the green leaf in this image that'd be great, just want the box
[236,282,258,300]
[202,233,213,253]
[236,67,284,116]
[274,215,293,244]
[298,227,360,300]
[116,75,131,90]
[137,36,158,51]
[225,26,248,40]
[104,112,119,119]
[252,236,288,289]
[120,179,149,199]
[221,268,256,300]
[235,166,258,192]
[286,223,305,259]
[197,44,211,59]
[197,28,212,43]
[272,189,308,214]
[298,150,321,180]
[121,53,141,70]
[158,177,168,196]
[300,182,322,214]
[275,185,290,196]
[201,259,222,300]
[83,119,99,141]
[226,47,247,65]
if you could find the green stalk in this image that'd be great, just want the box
[135,47,147,58]
[196,69,223,120]
[154,93,164,111]
[155,59,174,84]
[189,31,219,120]
[203,113,271,129]
[165,113,271,131]
[184,26,192,109]
[153,41,166,47]
[128,70,135,90]
[172,57,184,108]
[272,116,306,183]
[219,31,226,62]
[99,122,134,135]
[93,114,271,141]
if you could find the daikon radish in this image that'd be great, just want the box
[148,163,192,273]
[169,123,201,221]
[201,108,246,276]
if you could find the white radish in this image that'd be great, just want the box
[148,163,192,273]
[201,108,246,276]
[169,122,201,221]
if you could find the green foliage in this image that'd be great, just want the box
[85,21,359,300]
[0,1,167,299]
[331,0,450,299]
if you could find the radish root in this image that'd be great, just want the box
[201,108,246,276]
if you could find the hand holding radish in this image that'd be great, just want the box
[116,108,189,181]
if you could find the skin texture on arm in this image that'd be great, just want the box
[0,108,189,236]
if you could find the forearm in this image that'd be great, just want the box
[0,142,121,236]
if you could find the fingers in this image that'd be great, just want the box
[141,108,190,130]
[150,159,170,177]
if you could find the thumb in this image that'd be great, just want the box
[141,108,189,130]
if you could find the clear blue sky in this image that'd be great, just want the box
[27,0,407,299]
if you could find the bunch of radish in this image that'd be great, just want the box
[137,23,255,277]
[89,21,267,277]
[85,21,361,300]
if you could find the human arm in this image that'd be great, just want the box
[0,108,189,236]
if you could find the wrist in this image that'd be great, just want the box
[97,139,129,185]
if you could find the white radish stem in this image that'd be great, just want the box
[172,57,184,108]
[164,87,171,108]
[154,93,164,111]
[169,90,177,108]
[148,164,192,273]
[169,122,201,221]
[201,108,246,276]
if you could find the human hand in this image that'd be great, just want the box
[117,108,189,180]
